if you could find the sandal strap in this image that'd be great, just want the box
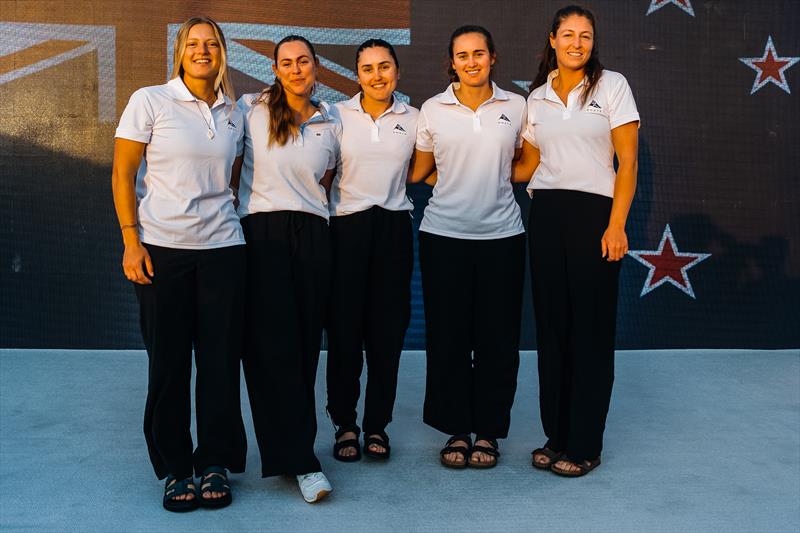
[334,424,361,440]
[364,431,389,447]
[165,476,196,497]
[471,436,499,457]
[440,434,472,457]
[532,447,560,460]
[200,467,230,493]
[333,438,360,453]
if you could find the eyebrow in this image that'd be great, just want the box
[280,54,311,62]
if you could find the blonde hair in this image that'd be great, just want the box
[171,17,235,101]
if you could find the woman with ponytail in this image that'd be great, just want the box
[234,35,340,503]
[409,25,527,470]
[325,39,417,463]
[513,5,640,477]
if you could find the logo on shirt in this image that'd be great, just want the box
[497,113,512,125]
[392,123,407,135]
[586,100,604,114]
[226,119,238,130]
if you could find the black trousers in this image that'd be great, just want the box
[325,207,413,436]
[241,211,330,477]
[528,189,621,463]
[419,231,525,439]
[135,244,247,481]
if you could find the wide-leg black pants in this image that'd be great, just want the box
[135,243,247,481]
[419,231,525,439]
[325,207,413,436]
[241,211,330,477]
[528,189,621,463]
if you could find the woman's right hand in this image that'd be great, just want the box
[122,242,154,284]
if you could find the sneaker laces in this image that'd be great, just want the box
[299,472,325,483]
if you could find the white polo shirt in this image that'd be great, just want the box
[237,94,340,221]
[416,82,526,240]
[329,93,417,216]
[115,77,245,250]
[523,69,640,198]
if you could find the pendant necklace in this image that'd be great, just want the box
[194,99,215,139]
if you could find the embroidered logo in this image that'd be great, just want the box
[226,119,237,130]
[497,113,512,124]
[392,123,407,135]
[315,131,323,137]
[586,100,604,114]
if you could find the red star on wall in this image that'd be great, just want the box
[646,0,695,17]
[628,224,710,298]
[739,36,800,94]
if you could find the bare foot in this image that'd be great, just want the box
[365,433,387,454]
[166,478,195,501]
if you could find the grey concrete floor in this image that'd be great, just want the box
[1,349,798,532]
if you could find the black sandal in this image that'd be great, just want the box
[163,475,198,513]
[551,456,601,477]
[439,434,472,469]
[531,446,561,470]
[199,466,232,509]
[333,425,362,462]
[363,431,391,460]
[469,436,500,469]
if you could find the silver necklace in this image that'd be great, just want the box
[194,100,215,139]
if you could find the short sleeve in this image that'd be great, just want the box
[415,108,434,152]
[326,122,341,171]
[235,97,248,156]
[607,74,640,130]
[115,89,154,144]
[516,100,527,148]
[521,100,538,148]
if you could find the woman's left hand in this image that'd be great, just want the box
[601,225,628,261]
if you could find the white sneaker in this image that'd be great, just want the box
[296,471,332,503]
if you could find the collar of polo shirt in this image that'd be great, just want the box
[166,76,233,108]
[530,70,588,103]
[437,81,510,106]
[342,92,409,116]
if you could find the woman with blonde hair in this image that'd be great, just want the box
[234,34,339,503]
[112,17,246,511]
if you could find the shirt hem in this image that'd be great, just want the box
[141,236,246,250]
[418,227,525,240]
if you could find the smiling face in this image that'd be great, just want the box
[549,14,594,73]
[450,32,495,88]
[272,40,318,98]
[357,46,399,104]
[180,23,221,83]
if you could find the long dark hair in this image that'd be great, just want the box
[531,5,603,106]
[355,38,400,70]
[447,25,496,83]
[260,35,318,147]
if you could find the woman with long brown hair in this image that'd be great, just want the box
[326,39,417,463]
[409,25,527,470]
[234,35,339,503]
[514,4,640,477]
[112,16,246,511]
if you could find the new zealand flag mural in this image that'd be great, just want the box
[1,0,797,349]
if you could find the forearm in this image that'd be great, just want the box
[608,161,637,229]
[111,169,141,247]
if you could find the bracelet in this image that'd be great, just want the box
[120,223,138,231]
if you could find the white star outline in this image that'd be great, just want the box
[627,224,711,299]
[646,0,695,17]
[738,36,800,95]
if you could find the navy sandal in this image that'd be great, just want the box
[531,446,561,470]
[333,425,362,463]
[469,437,500,469]
[163,475,198,513]
[199,466,232,509]
[439,434,472,469]
[551,456,601,477]
[362,431,391,460]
